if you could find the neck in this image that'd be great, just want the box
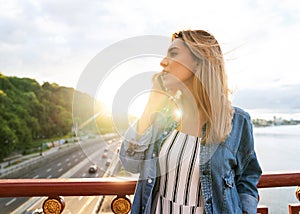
[176,87,207,137]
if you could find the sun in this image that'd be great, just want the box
[128,91,151,118]
[95,56,162,118]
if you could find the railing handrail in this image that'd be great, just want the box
[257,172,300,188]
[1,172,300,198]
[0,177,136,197]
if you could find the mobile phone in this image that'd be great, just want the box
[158,74,167,92]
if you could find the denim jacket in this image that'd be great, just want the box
[119,107,262,214]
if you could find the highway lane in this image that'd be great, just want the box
[24,138,121,213]
[1,143,89,213]
[72,137,120,178]
[0,136,118,214]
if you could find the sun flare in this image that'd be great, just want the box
[95,56,162,118]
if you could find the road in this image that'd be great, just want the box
[0,136,120,214]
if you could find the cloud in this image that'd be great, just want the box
[232,83,300,111]
[0,0,299,112]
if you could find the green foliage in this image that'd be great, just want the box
[0,119,18,159]
[0,73,109,161]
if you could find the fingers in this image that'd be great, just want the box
[152,72,166,91]
[152,72,185,96]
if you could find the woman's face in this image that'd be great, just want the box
[160,38,197,85]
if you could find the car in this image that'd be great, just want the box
[102,152,108,158]
[105,159,112,166]
[88,164,98,173]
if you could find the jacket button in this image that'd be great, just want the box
[206,198,212,205]
[203,170,209,175]
[147,178,152,183]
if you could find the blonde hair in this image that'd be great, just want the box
[172,30,234,143]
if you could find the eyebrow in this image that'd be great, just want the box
[168,46,180,52]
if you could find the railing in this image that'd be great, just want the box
[0,173,300,214]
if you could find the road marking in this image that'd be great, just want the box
[58,168,63,172]
[47,175,52,178]
[78,197,95,214]
[33,175,39,179]
[79,196,83,201]
[11,145,108,213]
[46,168,52,172]
[5,198,16,206]
[57,162,61,166]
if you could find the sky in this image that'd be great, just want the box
[1,0,300,119]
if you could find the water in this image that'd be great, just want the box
[254,124,300,213]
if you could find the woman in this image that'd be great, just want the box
[119,30,262,214]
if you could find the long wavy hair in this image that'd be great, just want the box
[172,30,234,143]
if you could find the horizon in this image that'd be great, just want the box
[1,71,300,121]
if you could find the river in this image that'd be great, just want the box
[254,124,300,213]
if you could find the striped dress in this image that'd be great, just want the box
[155,130,204,214]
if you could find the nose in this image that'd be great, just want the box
[160,57,169,67]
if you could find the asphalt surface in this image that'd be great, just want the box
[0,136,120,214]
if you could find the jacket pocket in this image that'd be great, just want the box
[221,171,242,213]
[223,171,234,188]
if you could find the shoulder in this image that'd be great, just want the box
[231,106,253,131]
[233,106,251,121]
[230,107,255,150]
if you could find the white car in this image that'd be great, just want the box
[88,164,98,173]
[102,152,108,158]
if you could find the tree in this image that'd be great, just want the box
[0,73,110,160]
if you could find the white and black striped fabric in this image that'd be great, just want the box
[155,130,204,214]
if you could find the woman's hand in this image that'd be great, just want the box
[148,73,172,110]
[137,72,182,134]
[152,72,186,93]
